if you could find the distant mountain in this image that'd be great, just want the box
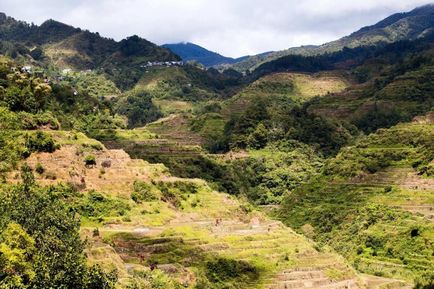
[0,13,179,89]
[231,4,434,71]
[163,42,247,67]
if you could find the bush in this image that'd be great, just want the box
[24,131,57,154]
[35,163,44,174]
[131,181,160,203]
[76,191,130,218]
[205,258,258,283]
[84,155,97,166]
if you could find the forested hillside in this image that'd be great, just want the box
[0,13,179,89]
[228,4,434,72]
[163,42,247,67]
[0,5,433,289]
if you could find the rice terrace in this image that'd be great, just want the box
[0,1,433,288]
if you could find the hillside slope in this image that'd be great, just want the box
[163,42,247,67]
[3,130,366,289]
[279,114,434,286]
[230,4,434,72]
[0,13,179,89]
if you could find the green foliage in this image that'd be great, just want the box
[24,131,57,155]
[253,35,434,78]
[29,47,43,60]
[18,111,60,130]
[0,59,51,113]
[126,269,182,289]
[190,112,226,152]
[84,154,97,166]
[0,222,36,288]
[0,172,117,288]
[279,121,434,282]
[0,130,25,175]
[75,191,130,218]
[0,106,19,130]
[247,123,268,149]
[61,71,120,99]
[130,140,322,205]
[132,181,160,203]
[34,163,44,175]
[224,97,355,155]
[205,258,259,285]
[84,265,118,289]
[0,130,56,177]
[115,90,162,128]
[0,57,126,133]
[136,65,243,103]
[414,274,434,289]
[354,106,411,134]
[325,123,433,178]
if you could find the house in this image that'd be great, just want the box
[21,66,32,74]
[140,61,184,68]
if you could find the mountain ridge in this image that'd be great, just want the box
[163,42,248,67]
[228,4,434,71]
[0,13,180,89]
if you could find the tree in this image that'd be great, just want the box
[0,169,117,288]
[247,123,268,149]
[0,223,36,288]
[115,91,162,128]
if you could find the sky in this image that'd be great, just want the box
[1,0,433,57]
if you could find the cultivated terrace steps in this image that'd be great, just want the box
[8,130,415,288]
[103,215,364,288]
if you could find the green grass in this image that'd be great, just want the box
[153,99,195,115]
[89,128,156,142]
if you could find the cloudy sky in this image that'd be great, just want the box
[1,0,433,57]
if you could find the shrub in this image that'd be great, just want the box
[131,181,160,203]
[35,163,44,174]
[45,171,57,180]
[205,258,258,283]
[77,191,130,218]
[101,159,112,168]
[24,131,57,154]
[84,155,97,166]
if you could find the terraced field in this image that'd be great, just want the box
[222,72,349,118]
[281,117,434,285]
[8,130,375,288]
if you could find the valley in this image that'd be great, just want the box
[0,4,433,289]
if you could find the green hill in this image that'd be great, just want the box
[279,115,434,285]
[0,13,179,89]
[1,6,434,289]
[163,42,248,67]
[229,4,434,72]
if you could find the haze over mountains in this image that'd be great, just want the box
[163,4,434,70]
[230,3,434,71]
[1,4,434,72]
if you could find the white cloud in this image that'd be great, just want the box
[0,0,432,57]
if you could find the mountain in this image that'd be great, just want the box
[231,4,434,71]
[163,42,247,67]
[1,5,434,289]
[0,13,179,89]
